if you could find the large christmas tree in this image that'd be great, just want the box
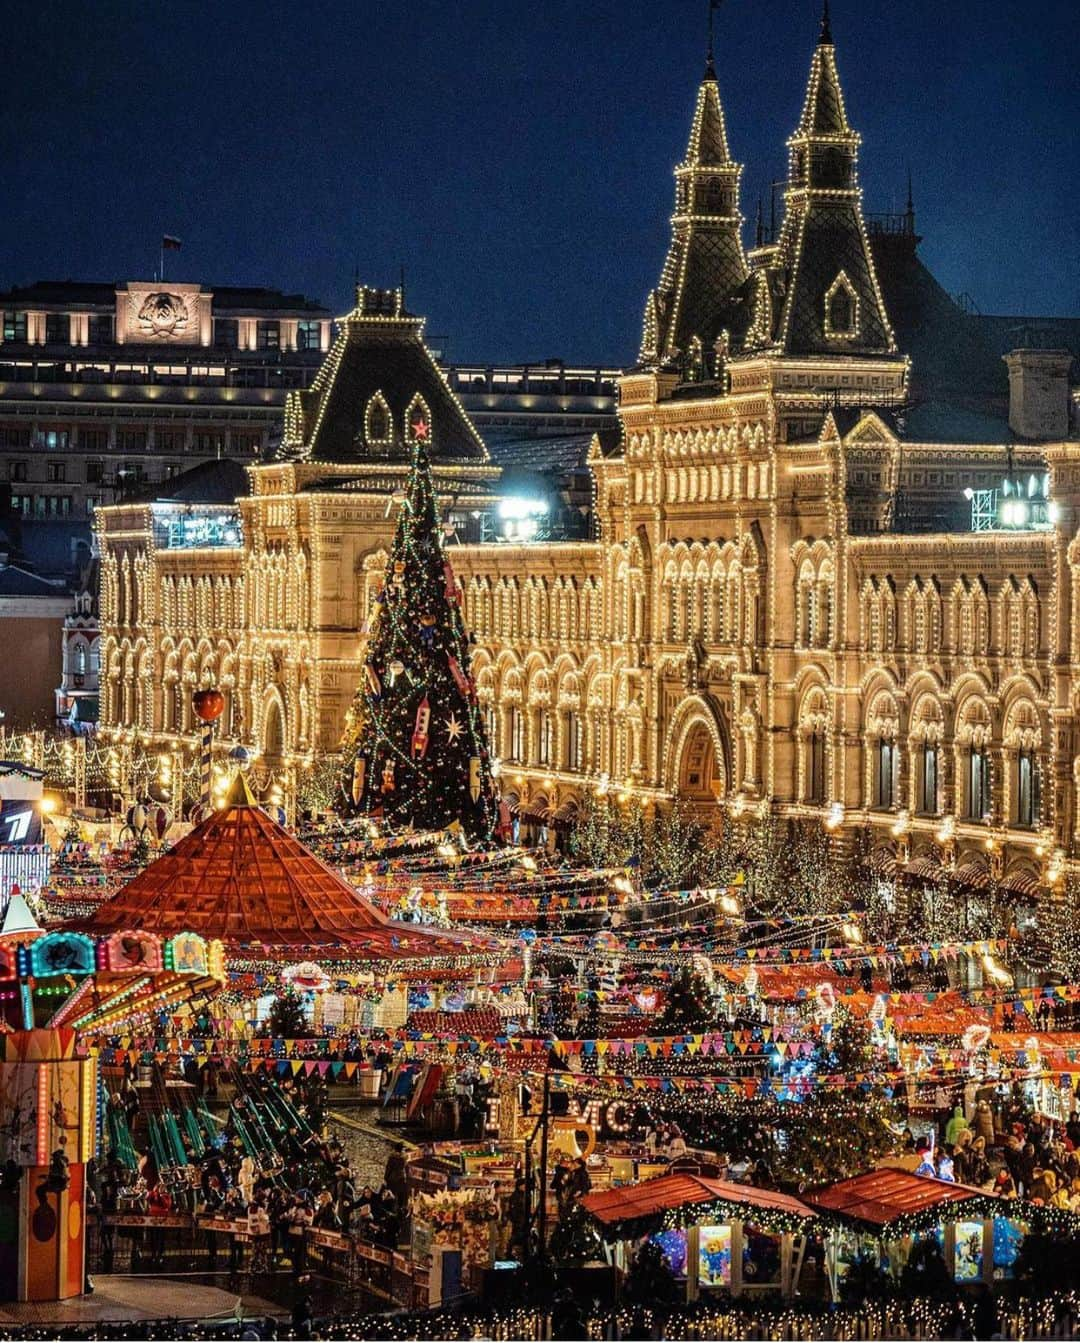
[339,420,498,838]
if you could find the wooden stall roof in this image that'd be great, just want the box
[804,1169,998,1227]
[581,1172,815,1228]
[79,773,490,957]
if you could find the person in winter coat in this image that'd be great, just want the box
[944,1105,969,1147]
[973,1098,995,1145]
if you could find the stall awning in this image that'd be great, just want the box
[581,1173,816,1238]
[1002,870,1042,899]
[804,1169,999,1228]
[953,860,990,890]
[903,855,945,881]
[865,849,898,878]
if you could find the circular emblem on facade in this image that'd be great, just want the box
[137,291,190,338]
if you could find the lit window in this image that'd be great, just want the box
[296,320,322,351]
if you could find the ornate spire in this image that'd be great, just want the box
[744,15,897,358]
[637,54,747,370]
[819,0,832,46]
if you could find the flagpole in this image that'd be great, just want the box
[160,240,165,284]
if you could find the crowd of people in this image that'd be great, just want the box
[92,1071,413,1278]
[888,1086,1080,1213]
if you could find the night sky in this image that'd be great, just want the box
[2,0,1076,365]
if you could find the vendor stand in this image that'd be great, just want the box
[803,1168,1055,1294]
[581,1172,818,1302]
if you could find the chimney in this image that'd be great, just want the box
[1003,348,1073,440]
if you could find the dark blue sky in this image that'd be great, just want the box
[2,0,1076,365]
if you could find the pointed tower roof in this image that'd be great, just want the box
[278,285,488,465]
[637,59,748,370]
[797,7,849,136]
[685,63,732,167]
[743,11,898,360]
[80,781,487,957]
[0,886,41,942]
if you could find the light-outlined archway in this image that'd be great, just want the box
[262,686,287,761]
[663,694,731,804]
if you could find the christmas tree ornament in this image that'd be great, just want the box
[365,666,382,698]
[388,659,405,685]
[381,760,396,793]
[444,713,464,743]
[419,613,436,646]
[412,696,431,759]
[351,756,366,806]
[447,654,475,701]
[443,560,457,602]
[469,756,481,803]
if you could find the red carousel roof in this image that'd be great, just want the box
[81,775,488,958]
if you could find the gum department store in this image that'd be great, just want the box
[96,17,1080,904]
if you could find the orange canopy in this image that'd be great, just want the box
[581,1172,815,1229]
[80,774,490,958]
[804,1168,998,1226]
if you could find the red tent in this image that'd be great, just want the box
[80,774,491,959]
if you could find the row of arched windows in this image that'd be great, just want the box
[859,574,1040,659]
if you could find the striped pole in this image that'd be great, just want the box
[200,723,213,812]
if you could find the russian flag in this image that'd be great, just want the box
[162,235,182,250]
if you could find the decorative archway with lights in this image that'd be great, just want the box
[663,694,731,805]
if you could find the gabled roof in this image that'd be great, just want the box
[279,286,488,465]
[804,1169,998,1227]
[80,774,488,957]
[582,1172,815,1236]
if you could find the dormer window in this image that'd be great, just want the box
[363,392,393,448]
[406,393,432,447]
[824,271,859,339]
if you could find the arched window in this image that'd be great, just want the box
[919,743,938,815]
[536,710,552,766]
[824,271,859,339]
[829,288,853,332]
[365,392,392,446]
[565,713,581,771]
[877,739,898,809]
[509,707,524,762]
[807,730,826,804]
[966,746,991,820]
[1016,749,1040,828]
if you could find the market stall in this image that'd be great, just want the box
[581,1171,818,1301]
[803,1168,1046,1294]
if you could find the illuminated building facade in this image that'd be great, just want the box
[96,17,1080,897]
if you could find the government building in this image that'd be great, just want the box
[96,13,1080,905]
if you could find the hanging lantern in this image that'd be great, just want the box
[192,688,225,723]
